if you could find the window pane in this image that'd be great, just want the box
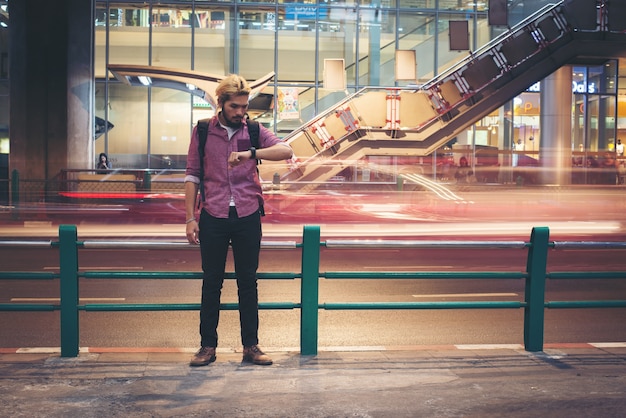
[103,5,150,75]
[277,6,315,83]
[368,8,396,86]
[589,62,617,95]
[398,0,436,9]
[322,7,357,86]
[95,4,151,83]
[398,12,436,83]
[194,7,228,74]
[106,83,149,167]
[150,88,192,168]
[239,8,276,80]
[151,5,192,69]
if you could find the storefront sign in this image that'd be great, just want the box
[527,81,597,94]
[278,87,300,120]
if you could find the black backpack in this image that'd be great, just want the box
[195,118,263,213]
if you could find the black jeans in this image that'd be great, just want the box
[198,207,262,347]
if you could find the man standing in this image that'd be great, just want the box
[184,74,293,367]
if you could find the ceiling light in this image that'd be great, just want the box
[138,76,151,86]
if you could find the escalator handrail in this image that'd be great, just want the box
[280,0,612,179]
[284,2,571,145]
[423,1,567,90]
[281,86,395,143]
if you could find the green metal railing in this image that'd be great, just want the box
[1,225,626,357]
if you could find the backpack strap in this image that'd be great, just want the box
[246,118,264,216]
[196,118,211,204]
[247,119,261,165]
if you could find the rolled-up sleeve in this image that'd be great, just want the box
[185,125,202,184]
[184,174,200,184]
[258,124,291,150]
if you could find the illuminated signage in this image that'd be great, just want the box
[285,5,328,20]
[526,81,597,93]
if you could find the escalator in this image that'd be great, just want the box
[259,0,626,185]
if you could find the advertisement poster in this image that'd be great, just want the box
[278,87,300,120]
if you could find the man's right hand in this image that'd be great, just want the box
[186,220,199,244]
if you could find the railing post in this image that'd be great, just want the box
[300,225,320,355]
[59,224,80,357]
[396,175,404,191]
[524,226,549,352]
[143,171,152,192]
[11,169,19,219]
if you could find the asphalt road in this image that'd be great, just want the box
[1,245,625,350]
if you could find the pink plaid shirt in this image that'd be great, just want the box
[185,117,286,218]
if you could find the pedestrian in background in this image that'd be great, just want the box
[96,152,111,172]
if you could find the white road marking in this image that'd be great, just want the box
[364,266,454,269]
[43,266,144,270]
[11,298,126,302]
[456,344,524,350]
[412,293,518,298]
[590,342,626,348]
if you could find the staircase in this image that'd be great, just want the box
[259,0,626,185]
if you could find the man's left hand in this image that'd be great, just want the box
[228,151,252,167]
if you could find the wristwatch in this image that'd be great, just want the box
[249,147,256,159]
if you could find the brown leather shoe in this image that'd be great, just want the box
[189,346,216,367]
[242,345,273,365]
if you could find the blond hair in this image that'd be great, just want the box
[216,74,251,107]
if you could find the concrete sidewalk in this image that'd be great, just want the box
[1,345,625,417]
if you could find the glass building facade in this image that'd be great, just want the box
[1,1,625,185]
[94,0,498,169]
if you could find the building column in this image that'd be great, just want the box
[9,0,93,183]
[67,0,95,171]
[367,1,381,86]
[540,66,572,185]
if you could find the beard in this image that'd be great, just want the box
[222,112,243,128]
